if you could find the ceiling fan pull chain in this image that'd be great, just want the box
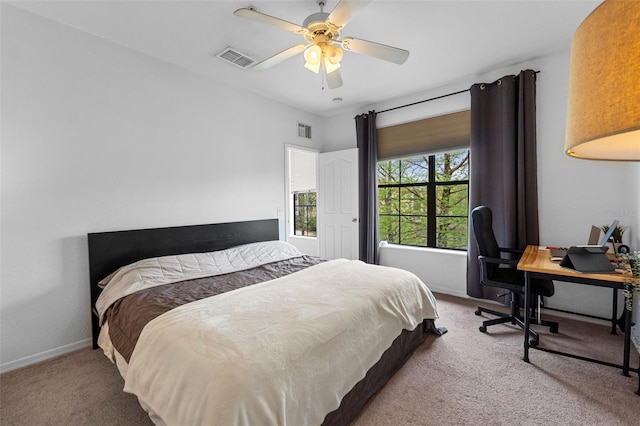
[321,68,327,91]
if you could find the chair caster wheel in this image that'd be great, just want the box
[479,326,487,332]
[529,339,539,347]
[475,309,482,316]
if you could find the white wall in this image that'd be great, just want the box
[0,5,324,371]
[380,245,468,297]
[323,50,640,319]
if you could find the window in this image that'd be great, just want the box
[287,147,317,238]
[293,192,317,236]
[378,149,469,249]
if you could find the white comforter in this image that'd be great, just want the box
[123,258,438,426]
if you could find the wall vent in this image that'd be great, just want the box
[297,123,312,140]
[216,47,256,69]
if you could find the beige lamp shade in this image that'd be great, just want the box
[565,0,640,161]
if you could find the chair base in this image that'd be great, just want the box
[529,316,559,334]
[475,306,553,346]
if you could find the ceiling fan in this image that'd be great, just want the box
[233,0,410,89]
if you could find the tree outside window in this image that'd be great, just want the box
[378,149,469,250]
[293,192,317,237]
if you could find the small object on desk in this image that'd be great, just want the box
[547,246,569,257]
[550,257,563,261]
[617,244,630,254]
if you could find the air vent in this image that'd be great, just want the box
[298,123,312,140]
[216,47,256,69]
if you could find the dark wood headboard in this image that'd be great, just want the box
[87,218,279,349]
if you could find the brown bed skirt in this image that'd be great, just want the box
[322,319,443,425]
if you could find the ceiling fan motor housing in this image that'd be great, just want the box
[303,12,340,41]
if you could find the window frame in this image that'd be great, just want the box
[377,150,469,250]
[292,191,317,237]
[285,145,319,243]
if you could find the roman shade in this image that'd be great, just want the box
[289,148,317,192]
[376,110,471,160]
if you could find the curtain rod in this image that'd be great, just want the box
[377,70,540,115]
[377,88,470,114]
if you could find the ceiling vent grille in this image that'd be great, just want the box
[216,47,256,69]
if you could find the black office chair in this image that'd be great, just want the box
[471,206,558,345]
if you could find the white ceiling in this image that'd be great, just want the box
[9,0,601,117]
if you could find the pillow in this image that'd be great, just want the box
[95,240,304,321]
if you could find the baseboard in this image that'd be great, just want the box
[427,286,469,299]
[539,308,612,327]
[432,290,614,328]
[0,338,92,374]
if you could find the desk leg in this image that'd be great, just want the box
[611,288,618,335]
[523,271,531,363]
[623,289,632,377]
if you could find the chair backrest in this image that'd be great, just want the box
[471,206,501,276]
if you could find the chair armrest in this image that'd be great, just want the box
[477,256,521,289]
[478,256,519,267]
[498,247,524,256]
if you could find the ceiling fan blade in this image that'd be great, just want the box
[252,44,307,71]
[325,67,343,89]
[327,0,372,30]
[341,37,409,64]
[234,8,308,35]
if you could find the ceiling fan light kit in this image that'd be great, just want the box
[233,0,409,89]
[303,42,343,75]
[323,52,341,74]
[324,45,343,69]
[304,44,322,73]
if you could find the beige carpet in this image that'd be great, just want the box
[1,293,638,425]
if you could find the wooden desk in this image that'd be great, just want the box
[518,245,636,379]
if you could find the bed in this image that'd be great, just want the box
[88,218,444,425]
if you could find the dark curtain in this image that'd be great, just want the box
[466,69,540,300]
[355,111,379,264]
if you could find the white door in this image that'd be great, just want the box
[318,148,359,259]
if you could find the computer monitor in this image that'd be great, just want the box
[599,219,619,246]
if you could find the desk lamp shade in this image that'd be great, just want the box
[565,0,640,161]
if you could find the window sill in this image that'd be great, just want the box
[379,243,467,256]
[288,235,317,240]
